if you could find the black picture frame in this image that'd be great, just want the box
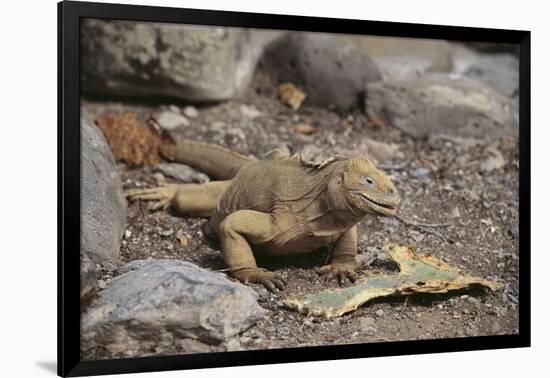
[58,1,531,376]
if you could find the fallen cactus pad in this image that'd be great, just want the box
[283,242,503,318]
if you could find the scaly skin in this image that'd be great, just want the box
[126,139,401,291]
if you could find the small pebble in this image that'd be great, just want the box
[160,229,174,237]
[450,207,461,219]
[374,309,385,317]
[240,104,263,119]
[183,105,199,118]
[467,297,479,304]
[153,110,189,130]
[452,180,466,190]
[410,167,430,179]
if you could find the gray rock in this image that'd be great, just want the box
[365,74,518,139]
[410,167,431,179]
[261,32,381,110]
[81,19,278,102]
[153,163,209,183]
[240,104,263,119]
[159,228,174,237]
[182,106,199,119]
[80,251,97,301]
[81,114,127,269]
[81,260,264,358]
[152,110,189,130]
[451,44,519,98]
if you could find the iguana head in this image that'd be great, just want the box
[334,156,401,217]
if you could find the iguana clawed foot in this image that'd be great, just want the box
[125,184,178,210]
[232,268,287,292]
[316,262,360,286]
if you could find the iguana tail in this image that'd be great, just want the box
[174,139,255,180]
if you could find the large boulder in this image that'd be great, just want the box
[81,114,126,269]
[81,19,278,102]
[365,74,518,139]
[80,250,97,301]
[261,32,382,110]
[451,44,519,98]
[81,260,265,358]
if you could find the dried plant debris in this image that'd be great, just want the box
[278,82,306,110]
[291,123,316,135]
[284,242,503,318]
[95,112,176,166]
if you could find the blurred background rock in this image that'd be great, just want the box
[81,19,518,136]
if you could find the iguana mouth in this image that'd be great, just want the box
[351,190,399,216]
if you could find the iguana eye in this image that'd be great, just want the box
[363,176,375,187]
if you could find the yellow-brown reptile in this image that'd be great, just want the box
[126,139,401,291]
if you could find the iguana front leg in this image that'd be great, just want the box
[318,226,360,285]
[218,210,287,292]
[125,184,179,210]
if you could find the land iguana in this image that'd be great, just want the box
[126,139,401,291]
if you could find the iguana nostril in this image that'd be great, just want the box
[387,188,394,194]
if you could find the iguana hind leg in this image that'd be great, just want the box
[125,180,231,217]
[317,226,360,285]
[217,210,287,292]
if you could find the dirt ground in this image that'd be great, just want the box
[81,70,519,357]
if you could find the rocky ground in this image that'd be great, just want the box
[77,20,520,360]
[80,65,519,358]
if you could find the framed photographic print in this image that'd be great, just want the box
[58,0,530,376]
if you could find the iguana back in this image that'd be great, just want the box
[213,152,345,227]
